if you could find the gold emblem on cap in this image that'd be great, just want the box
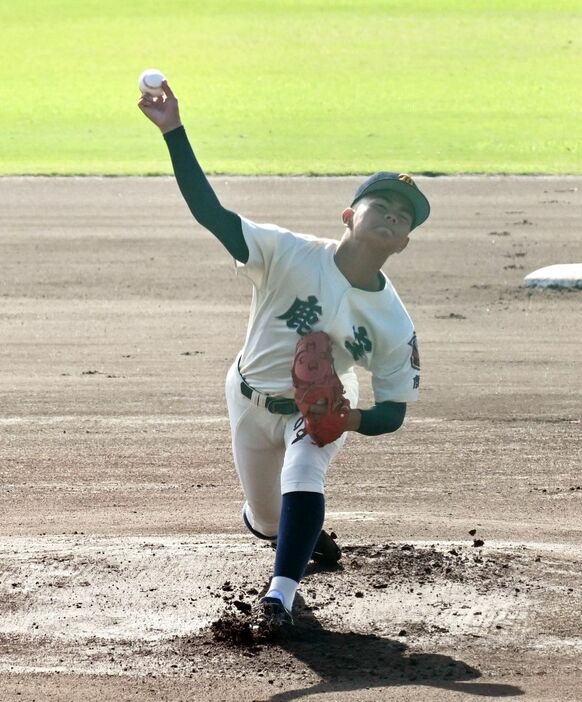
[398,173,415,186]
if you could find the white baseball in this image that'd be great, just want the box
[138,69,166,97]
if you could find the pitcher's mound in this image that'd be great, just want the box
[523,263,582,289]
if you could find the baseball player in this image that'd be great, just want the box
[138,81,430,631]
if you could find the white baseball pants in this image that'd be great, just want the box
[225,357,357,538]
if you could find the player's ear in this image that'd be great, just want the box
[341,207,354,229]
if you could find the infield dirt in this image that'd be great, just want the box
[1,176,581,701]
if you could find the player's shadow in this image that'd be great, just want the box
[265,592,524,702]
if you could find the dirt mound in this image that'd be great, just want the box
[204,540,517,654]
[210,611,257,648]
[193,593,482,687]
[341,541,513,593]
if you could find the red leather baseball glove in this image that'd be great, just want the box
[291,331,351,447]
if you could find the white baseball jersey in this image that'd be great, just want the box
[235,217,420,404]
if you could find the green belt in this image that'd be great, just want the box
[239,377,298,415]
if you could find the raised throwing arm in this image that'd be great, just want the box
[138,81,249,263]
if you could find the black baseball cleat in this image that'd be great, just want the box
[253,596,293,634]
[269,529,342,566]
[311,529,342,566]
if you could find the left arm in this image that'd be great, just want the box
[311,400,406,435]
[346,401,406,435]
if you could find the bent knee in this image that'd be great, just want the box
[281,463,326,495]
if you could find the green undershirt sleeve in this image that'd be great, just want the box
[357,401,407,436]
[163,126,249,263]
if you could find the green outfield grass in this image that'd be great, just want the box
[2,0,581,175]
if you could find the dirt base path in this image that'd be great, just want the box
[1,176,581,700]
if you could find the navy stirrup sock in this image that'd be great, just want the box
[274,491,325,582]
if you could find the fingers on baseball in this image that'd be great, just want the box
[162,80,175,99]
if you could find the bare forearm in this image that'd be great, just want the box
[346,409,361,432]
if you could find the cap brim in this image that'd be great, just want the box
[351,180,430,229]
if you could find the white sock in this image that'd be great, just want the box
[265,576,298,612]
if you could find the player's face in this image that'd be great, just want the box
[347,193,414,254]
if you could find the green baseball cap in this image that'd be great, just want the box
[351,172,430,229]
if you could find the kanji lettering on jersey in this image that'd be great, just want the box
[345,325,372,361]
[408,332,420,370]
[276,296,322,335]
